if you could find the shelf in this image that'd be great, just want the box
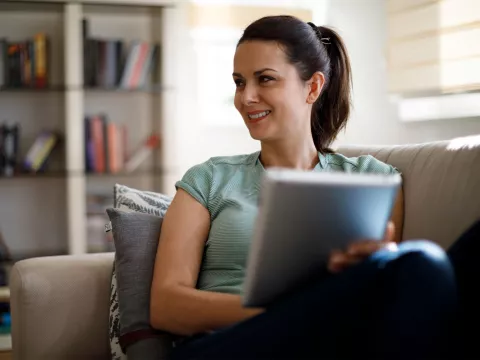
[0,85,170,93]
[84,85,170,93]
[0,85,66,93]
[0,171,68,180]
[86,170,163,177]
[0,169,163,180]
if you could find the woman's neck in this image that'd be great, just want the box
[259,140,319,170]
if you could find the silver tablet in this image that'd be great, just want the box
[242,168,402,307]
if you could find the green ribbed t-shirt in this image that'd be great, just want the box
[175,151,398,296]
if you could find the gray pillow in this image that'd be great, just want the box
[107,208,174,360]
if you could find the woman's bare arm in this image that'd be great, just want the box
[150,189,262,336]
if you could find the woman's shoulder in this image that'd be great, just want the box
[208,151,260,167]
[326,152,399,175]
[175,151,260,208]
[186,151,260,174]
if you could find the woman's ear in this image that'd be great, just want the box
[306,71,325,104]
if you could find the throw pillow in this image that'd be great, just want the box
[108,184,173,360]
[114,183,172,215]
[107,208,174,360]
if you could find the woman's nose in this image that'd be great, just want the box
[242,84,259,105]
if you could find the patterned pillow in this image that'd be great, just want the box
[109,184,173,360]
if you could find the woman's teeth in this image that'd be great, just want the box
[248,110,271,119]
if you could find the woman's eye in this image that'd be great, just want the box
[234,79,244,87]
[259,75,274,83]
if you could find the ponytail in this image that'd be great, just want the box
[310,26,352,153]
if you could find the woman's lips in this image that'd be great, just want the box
[247,110,271,123]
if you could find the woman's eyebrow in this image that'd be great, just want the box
[232,68,278,78]
[253,68,278,76]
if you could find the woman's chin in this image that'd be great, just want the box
[245,123,271,141]
[247,128,268,142]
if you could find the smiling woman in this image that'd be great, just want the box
[231,19,350,159]
[148,15,477,360]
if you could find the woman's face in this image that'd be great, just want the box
[233,40,315,144]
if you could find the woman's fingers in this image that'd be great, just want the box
[328,250,363,273]
[347,240,384,257]
[384,221,396,242]
[327,222,398,274]
[328,239,399,274]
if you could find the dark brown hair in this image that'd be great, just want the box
[237,15,352,153]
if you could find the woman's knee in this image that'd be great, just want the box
[398,240,451,268]
[374,240,449,269]
[382,240,456,293]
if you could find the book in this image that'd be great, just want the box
[1,123,19,177]
[23,130,59,173]
[84,114,128,174]
[0,39,6,88]
[124,134,160,172]
[81,19,159,90]
[0,34,49,89]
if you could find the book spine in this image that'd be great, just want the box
[107,122,117,173]
[34,34,47,88]
[115,41,123,86]
[84,116,93,172]
[7,44,20,87]
[101,114,110,173]
[119,41,140,88]
[105,41,117,88]
[29,40,35,87]
[137,44,154,88]
[0,40,5,88]
[3,123,19,177]
[128,42,149,88]
[0,124,5,173]
[117,125,124,172]
[23,41,31,86]
[20,43,27,86]
[91,116,105,173]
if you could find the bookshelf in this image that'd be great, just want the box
[0,0,177,257]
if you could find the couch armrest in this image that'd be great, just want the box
[10,253,114,360]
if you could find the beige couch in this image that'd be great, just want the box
[9,137,480,360]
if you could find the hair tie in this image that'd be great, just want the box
[307,22,331,45]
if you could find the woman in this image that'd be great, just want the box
[150,15,479,359]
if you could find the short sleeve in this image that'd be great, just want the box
[358,155,400,175]
[175,160,213,209]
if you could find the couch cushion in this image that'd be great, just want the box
[337,135,480,249]
[10,253,114,360]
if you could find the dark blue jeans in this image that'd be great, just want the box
[171,221,480,360]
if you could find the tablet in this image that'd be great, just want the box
[242,168,402,307]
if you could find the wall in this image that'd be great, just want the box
[327,0,480,148]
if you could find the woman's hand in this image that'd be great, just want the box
[327,221,398,273]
